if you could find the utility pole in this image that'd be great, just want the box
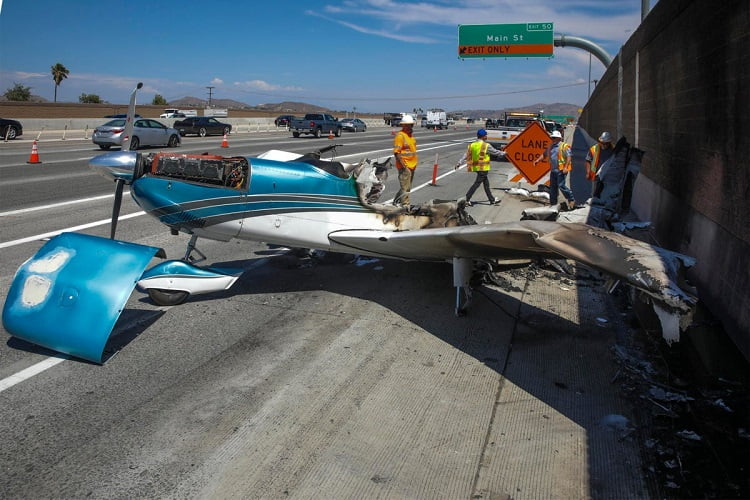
[206,86,215,107]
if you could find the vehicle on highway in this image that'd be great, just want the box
[92,118,181,150]
[0,118,23,140]
[104,113,142,119]
[289,113,341,138]
[339,118,367,132]
[160,108,196,118]
[274,115,295,127]
[173,116,232,137]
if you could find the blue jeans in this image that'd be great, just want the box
[550,169,574,205]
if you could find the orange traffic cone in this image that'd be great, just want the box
[221,132,229,148]
[328,128,334,139]
[27,140,42,164]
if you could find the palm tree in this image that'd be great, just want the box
[51,63,69,102]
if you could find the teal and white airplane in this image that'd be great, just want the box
[2,84,696,363]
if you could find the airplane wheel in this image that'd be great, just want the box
[148,288,190,306]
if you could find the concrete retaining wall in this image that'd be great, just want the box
[9,118,389,140]
[579,0,750,358]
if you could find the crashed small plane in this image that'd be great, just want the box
[1,85,697,363]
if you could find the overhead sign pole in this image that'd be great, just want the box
[458,23,554,58]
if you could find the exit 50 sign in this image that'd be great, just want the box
[458,23,553,58]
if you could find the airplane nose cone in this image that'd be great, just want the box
[89,150,140,183]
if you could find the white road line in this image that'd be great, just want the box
[0,356,68,393]
[0,211,144,249]
[0,192,124,217]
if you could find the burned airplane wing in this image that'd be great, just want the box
[329,219,697,340]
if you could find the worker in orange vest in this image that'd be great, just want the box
[533,130,575,210]
[393,115,418,206]
[585,131,614,196]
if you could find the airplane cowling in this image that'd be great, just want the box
[2,233,164,363]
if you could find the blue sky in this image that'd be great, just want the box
[0,0,648,113]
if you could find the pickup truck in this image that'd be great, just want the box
[485,111,542,150]
[289,113,341,138]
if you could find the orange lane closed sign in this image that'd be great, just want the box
[503,121,551,184]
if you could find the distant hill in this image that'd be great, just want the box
[168,96,254,110]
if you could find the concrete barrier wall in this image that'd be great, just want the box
[579,0,750,358]
[10,118,390,140]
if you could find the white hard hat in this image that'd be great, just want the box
[550,130,562,139]
[598,131,612,142]
[400,114,415,125]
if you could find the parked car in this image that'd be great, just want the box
[0,118,23,140]
[274,115,295,127]
[92,118,181,150]
[160,112,186,119]
[339,118,367,132]
[104,113,141,119]
[173,116,232,137]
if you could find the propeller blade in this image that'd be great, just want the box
[110,178,124,239]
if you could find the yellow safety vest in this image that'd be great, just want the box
[555,142,572,173]
[394,131,418,169]
[587,144,601,180]
[467,141,490,172]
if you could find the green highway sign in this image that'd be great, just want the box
[458,23,554,58]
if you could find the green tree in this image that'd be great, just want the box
[152,94,168,106]
[3,82,32,101]
[51,62,70,102]
[79,93,102,104]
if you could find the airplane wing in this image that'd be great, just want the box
[329,220,696,331]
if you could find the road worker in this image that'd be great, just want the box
[585,131,614,196]
[533,130,575,210]
[393,115,418,205]
[455,128,504,206]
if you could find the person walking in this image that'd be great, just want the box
[455,128,503,206]
[585,131,614,196]
[533,130,575,210]
[393,115,418,205]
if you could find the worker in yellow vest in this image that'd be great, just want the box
[585,131,614,196]
[455,128,504,206]
[393,114,418,206]
[534,130,575,210]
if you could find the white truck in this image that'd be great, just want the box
[425,109,447,129]
[160,108,198,118]
[485,111,542,149]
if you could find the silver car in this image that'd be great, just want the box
[340,118,367,132]
[93,118,181,150]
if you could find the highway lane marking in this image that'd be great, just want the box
[0,356,68,393]
[0,212,144,249]
[0,192,126,217]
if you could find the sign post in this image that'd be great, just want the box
[458,23,553,58]
[503,121,552,185]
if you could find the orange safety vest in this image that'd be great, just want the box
[586,143,601,180]
[555,141,572,173]
[393,131,418,169]
[467,140,490,172]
